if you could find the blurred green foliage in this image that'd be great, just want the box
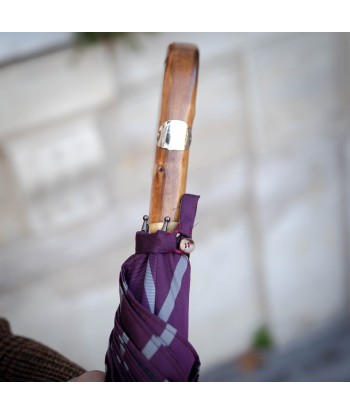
[252,326,274,350]
[75,33,128,45]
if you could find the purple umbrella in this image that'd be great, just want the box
[105,44,201,381]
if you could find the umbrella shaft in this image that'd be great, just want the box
[149,147,189,229]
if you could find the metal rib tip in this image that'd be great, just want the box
[141,215,149,232]
[162,216,171,232]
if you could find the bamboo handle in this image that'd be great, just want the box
[149,43,199,232]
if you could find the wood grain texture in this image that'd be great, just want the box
[149,43,199,228]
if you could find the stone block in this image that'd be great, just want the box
[112,32,279,88]
[245,33,342,156]
[254,139,341,226]
[191,55,247,170]
[0,149,27,244]
[0,44,116,137]
[97,85,159,203]
[0,32,72,64]
[345,137,350,310]
[4,117,109,234]
[189,214,261,369]
[260,149,346,345]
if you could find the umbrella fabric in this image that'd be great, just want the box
[105,194,200,382]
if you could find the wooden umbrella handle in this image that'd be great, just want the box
[149,43,199,232]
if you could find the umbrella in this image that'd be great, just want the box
[105,43,200,381]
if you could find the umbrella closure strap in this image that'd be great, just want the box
[136,194,199,254]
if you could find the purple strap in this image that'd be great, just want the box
[135,231,177,254]
[178,194,200,238]
[135,194,200,254]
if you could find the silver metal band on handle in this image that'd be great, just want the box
[157,120,192,150]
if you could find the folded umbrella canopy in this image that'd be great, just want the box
[105,43,200,381]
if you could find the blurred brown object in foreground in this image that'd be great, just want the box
[237,350,264,373]
[0,318,84,381]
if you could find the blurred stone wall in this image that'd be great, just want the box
[0,33,349,372]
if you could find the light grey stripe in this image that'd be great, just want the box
[122,332,129,344]
[120,344,126,355]
[142,335,161,360]
[157,255,188,322]
[142,325,177,360]
[119,332,129,345]
[159,324,177,346]
[144,259,156,313]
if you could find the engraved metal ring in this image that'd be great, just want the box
[157,120,192,150]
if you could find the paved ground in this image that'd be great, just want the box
[201,320,350,381]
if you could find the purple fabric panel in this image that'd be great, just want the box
[106,255,198,381]
[105,194,200,382]
[119,291,185,380]
[122,254,149,310]
[107,309,166,381]
[121,253,190,342]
